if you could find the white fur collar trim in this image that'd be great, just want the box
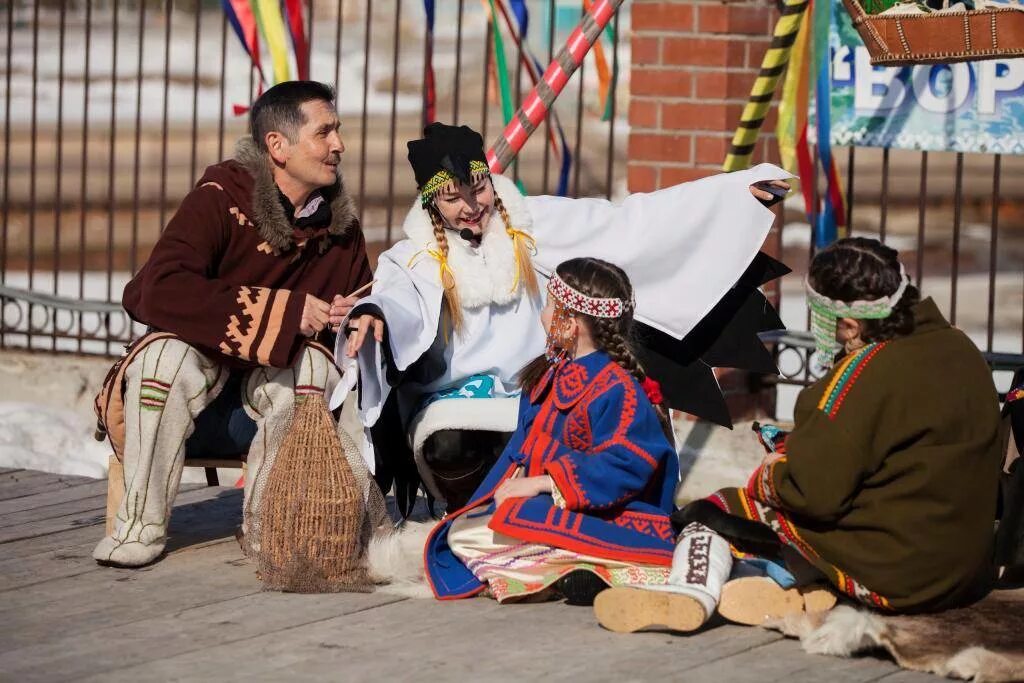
[400,173,534,309]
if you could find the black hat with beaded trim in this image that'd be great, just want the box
[407,123,490,206]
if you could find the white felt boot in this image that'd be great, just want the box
[594,523,733,633]
[93,338,224,567]
[241,343,341,554]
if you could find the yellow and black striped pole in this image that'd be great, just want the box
[722,0,809,172]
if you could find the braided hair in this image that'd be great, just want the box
[809,237,920,345]
[425,204,465,333]
[494,194,540,300]
[519,257,673,439]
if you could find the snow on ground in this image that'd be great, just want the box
[0,401,112,479]
[0,350,234,484]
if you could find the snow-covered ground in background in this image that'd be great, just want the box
[1,3,632,128]
[0,402,112,479]
[0,343,235,485]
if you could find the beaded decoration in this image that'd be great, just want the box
[805,264,910,368]
[544,299,577,363]
[419,160,490,206]
[547,273,626,319]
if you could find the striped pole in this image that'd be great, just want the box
[722,0,809,172]
[486,0,625,174]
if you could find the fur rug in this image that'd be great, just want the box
[765,589,1024,682]
[365,521,435,599]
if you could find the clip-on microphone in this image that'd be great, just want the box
[458,228,481,245]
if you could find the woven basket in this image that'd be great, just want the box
[841,0,1024,66]
[256,394,371,593]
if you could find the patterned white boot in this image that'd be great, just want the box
[93,338,225,567]
[594,523,733,633]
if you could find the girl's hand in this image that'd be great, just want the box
[493,475,552,507]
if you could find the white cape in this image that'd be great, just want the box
[529,162,790,340]
[331,164,790,438]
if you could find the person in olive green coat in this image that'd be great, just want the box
[594,238,1003,633]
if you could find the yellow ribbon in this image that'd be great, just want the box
[254,0,292,84]
[408,247,457,289]
[506,227,537,293]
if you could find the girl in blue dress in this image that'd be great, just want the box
[425,257,680,605]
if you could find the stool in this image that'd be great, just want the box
[104,454,247,535]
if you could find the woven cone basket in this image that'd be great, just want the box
[256,394,371,592]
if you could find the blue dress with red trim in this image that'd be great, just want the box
[424,351,680,600]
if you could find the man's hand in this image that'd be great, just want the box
[493,475,552,508]
[345,313,385,358]
[329,294,359,331]
[300,294,332,337]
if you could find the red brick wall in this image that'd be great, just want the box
[628,0,781,192]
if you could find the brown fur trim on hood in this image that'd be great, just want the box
[234,135,359,252]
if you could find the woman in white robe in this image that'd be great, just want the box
[331,123,789,514]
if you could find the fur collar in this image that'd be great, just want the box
[234,136,358,252]
[401,173,534,309]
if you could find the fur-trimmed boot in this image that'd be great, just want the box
[593,522,733,633]
[93,338,226,567]
[240,342,341,554]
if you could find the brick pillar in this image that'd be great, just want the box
[629,0,783,422]
[628,0,780,190]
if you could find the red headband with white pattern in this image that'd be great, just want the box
[547,273,626,319]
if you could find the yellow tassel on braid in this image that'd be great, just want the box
[407,247,457,286]
[427,208,465,335]
[495,196,539,298]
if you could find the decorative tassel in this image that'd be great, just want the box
[506,227,538,293]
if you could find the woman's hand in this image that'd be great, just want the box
[345,313,385,357]
[493,475,552,507]
[748,179,790,203]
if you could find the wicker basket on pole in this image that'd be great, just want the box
[256,393,371,593]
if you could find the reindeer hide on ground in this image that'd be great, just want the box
[765,589,1024,682]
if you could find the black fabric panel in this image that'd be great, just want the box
[633,329,733,427]
[738,251,792,288]
[629,252,789,427]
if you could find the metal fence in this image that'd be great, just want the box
[0,0,627,354]
[1,0,1021,403]
[769,145,1022,404]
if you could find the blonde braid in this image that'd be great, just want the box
[494,195,539,299]
[427,207,465,334]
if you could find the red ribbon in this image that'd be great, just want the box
[283,0,309,81]
[641,377,663,406]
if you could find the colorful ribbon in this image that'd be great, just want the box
[723,0,809,171]
[722,0,845,247]
[422,0,437,125]
[484,0,516,127]
[283,0,309,81]
[251,0,292,85]
[222,0,265,84]
[494,0,573,195]
[811,0,846,246]
[486,0,624,174]
[582,0,617,120]
[780,4,818,220]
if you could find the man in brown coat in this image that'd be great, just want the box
[93,81,371,567]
